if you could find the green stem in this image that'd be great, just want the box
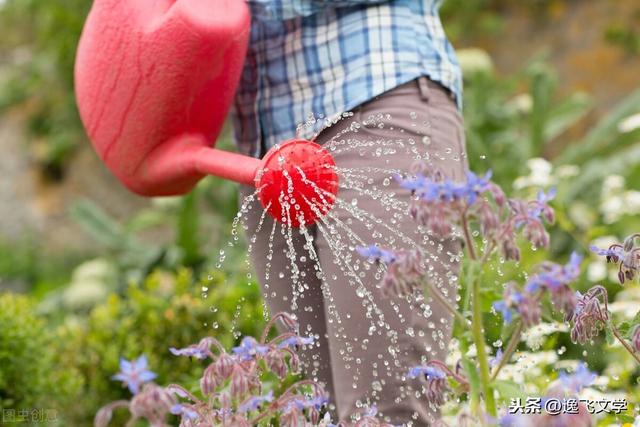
[471,263,496,418]
[461,213,478,261]
[490,320,523,381]
[610,323,640,365]
[458,262,480,416]
[426,280,470,328]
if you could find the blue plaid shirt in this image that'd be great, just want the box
[232,0,462,157]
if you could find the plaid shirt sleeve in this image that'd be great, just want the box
[233,0,462,158]
[248,0,391,20]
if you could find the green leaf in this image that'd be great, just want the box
[605,324,616,346]
[543,92,591,142]
[556,87,640,165]
[69,199,136,250]
[616,414,635,423]
[564,142,640,201]
[493,380,528,401]
[176,191,203,267]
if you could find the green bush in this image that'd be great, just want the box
[53,268,264,425]
[0,293,82,423]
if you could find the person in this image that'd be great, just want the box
[233,1,468,425]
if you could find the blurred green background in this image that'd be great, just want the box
[0,0,639,425]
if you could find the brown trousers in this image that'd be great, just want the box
[240,77,468,426]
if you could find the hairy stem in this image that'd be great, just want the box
[459,262,480,416]
[490,320,523,381]
[426,280,470,328]
[471,265,496,418]
[461,213,478,261]
[610,323,640,365]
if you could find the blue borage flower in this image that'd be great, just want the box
[407,365,448,406]
[277,335,315,349]
[399,170,494,206]
[238,390,274,413]
[111,355,157,394]
[633,325,640,353]
[407,365,446,380]
[232,336,270,361]
[515,252,582,322]
[492,290,524,324]
[528,188,557,219]
[590,233,639,284]
[170,403,199,420]
[356,245,396,264]
[570,286,609,344]
[559,362,596,393]
[285,394,328,411]
[169,337,214,360]
[525,252,582,294]
[589,244,624,261]
[490,348,503,370]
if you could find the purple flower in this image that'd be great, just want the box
[589,244,624,263]
[632,325,640,353]
[525,252,581,293]
[232,337,270,361]
[407,365,447,406]
[590,234,639,284]
[407,365,447,380]
[528,188,556,223]
[170,403,199,420]
[169,337,214,360]
[494,284,541,328]
[363,405,378,417]
[524,252,582,319]
[284,394,329,412]
[356,245,397,264]
[490,349,504,370]
[493,300,516,324]
[278,335,315,349]
[397,173,428,194]
[570,286,609,345]
[111,355,157,394]
[492,286,524,324]
[379,248,425,296]
[499,413,535,427]
[559,363,596,393]
[238,390,274,413]
[463,170,493,205]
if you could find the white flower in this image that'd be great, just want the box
[587,261,607,282]
[457,48,494,76]
[509,93,533,114]
[556,164,580,178]
[513,157,556,189]
[618,112,640,133]
[602,175,625,193]
[600,175,640,222]
[522,322,568,350]
[609,300,640,319]
[445,338,462,366]
[568,202,596,230]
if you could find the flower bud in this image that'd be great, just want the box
[632,325,640,353]
[200,363,220,396]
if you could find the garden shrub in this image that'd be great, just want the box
[0,293,82,423]
[53,268,264,425]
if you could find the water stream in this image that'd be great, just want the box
[206,112,466,424]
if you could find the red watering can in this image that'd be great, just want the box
[74,0,338,227]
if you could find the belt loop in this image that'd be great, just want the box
[417,76,431,102]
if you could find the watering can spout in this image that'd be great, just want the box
[74,0,339,226]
